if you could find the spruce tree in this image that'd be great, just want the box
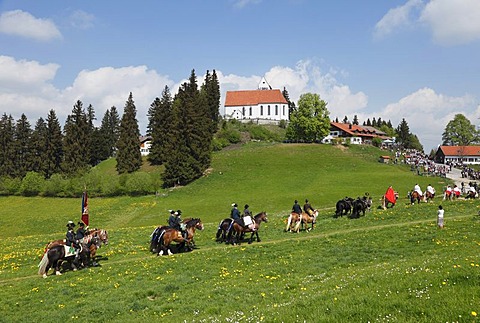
[45,110,63,178]
[282,87,296,119]
[366,118,372,126]
[30,118,48,175]
[203,70,221,134]
[353,115,359,125]
[0,114,16,177]
[116,92,142,174]
[62,100,90,174]
[14,114,33,178]
[99,106,121,158]
[148,86,173,165]
[86,104,96,166]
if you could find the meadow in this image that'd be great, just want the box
[0,143,479,322]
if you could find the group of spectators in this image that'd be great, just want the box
[392,149,449,178]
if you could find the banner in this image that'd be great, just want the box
[81,191,89,226]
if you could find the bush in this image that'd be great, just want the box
[216,128,241,144]
[43,174,66,197]
[212,137,231,151]
[19,172,45,196]
[0,176,21,195]
[125,172,154,196]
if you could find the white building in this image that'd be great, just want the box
[224,77,289,124]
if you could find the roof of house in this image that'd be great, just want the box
[330,122,388,139]
[224,89,288,107]
[438,145,480,156]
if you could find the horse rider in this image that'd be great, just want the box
[453,185,461,198]
[243,204,252,217]
[167,209,177,228]
[169,210,188,241]
[76,221,87,244]
[292,200,302,215]
[413,183,423,197]
[65,220,80,259]
[468,185,477,198]
[303,199,315,217]
[444,185,452,199]
[229,203,244,231]
[426,184,435,197]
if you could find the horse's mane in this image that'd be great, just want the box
[254,212,266,218]
[185,218,200,227]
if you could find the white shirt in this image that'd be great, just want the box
[437,209,444,218]
[427,185,435,194]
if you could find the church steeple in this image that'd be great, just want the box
[258,76,272,90]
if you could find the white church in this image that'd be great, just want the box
[223,77,289,124]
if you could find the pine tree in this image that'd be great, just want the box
[371,117,377,127]
[366,118,372,126]
[99,106,120,158]
[30,117,48,175]
[116,93,142,174]
[396,118,412,148]
[86,104,96,166]
[45,110,63,178]
[63,100,90,174]
[282,87,296,119]
[353,115,359,125]
[14,114,33,178]
[204,70,221,134]
[148,86,173,165]
[377,117,383,127]
[343,116,348,123]
[0,114,16,177]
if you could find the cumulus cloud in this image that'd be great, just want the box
[420,0,480,45]
[69,10,95,30]
[375,0,480,45]
[0,10,62,41]
[380,87,477,151]
[374,0,423,39]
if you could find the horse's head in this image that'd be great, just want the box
[255,212,268,223]
[186,218,204,230]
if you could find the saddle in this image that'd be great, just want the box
[63,245,82,257]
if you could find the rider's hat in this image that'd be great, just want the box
[244,204,249,209]
[305,199,309,203]
[78,221,85,227]
[176,210,182,215]
[66,220,75,227]
[232,203,237,207]
[294,200,298,203]
[169,209,175,214]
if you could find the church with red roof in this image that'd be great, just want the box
[223,77,289,124]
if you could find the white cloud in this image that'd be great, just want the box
[380,87,477,151]
[0,10,62,41]
[374,0,423,39]
[420,0,480,45]
[231,0,262,9]
[375,0,480,45]
[69,10,95,30]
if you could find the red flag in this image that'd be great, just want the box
[81,191,89,226]
[385,186,396,205]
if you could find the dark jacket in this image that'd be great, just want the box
[66,229,77,247]
[169,215,181,230]
[231,207,241,220]
[292,203,302,214]
[76,228,86,241]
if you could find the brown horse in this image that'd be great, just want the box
[285,212,301,233]
[215,218,233,243]
[44,229,108,266]
[410,190,422,204]
[425,190,435,202]
[156,218,204,256]
[299,210,318,231]
[38,237,98,278]
[231,212,268,244]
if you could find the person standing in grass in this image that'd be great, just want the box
[437,205,444,229]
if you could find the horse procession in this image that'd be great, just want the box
[39,180,476,277]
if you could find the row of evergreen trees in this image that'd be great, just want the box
[0,69,220,189]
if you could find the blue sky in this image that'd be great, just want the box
[1,0,480,152]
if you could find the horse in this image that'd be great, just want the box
[299,210,318,231]
[409,190,422,204]
[350,197,369,219]
[465,190,477,199]
[155,218,204,256]
[425,190,435,202]
[230,212,268,244]
[334,197,354,218]
[38,237,98,278]
[285,212,301,232]
[151,218,198,251]
[381,191,398,210]
[215,218,233,242]
[44,228,108,267]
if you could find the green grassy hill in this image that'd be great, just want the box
[1,143,479,322]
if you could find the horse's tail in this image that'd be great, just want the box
[286,214,292,231]
[158,230,166,246]
[38,251,49,275]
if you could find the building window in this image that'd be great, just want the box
[242,107,245,117]
[249,107,252,116]
[275,105,278,115]
[268,105,271,115]
[260,105,263,115]
[283,106,285,115]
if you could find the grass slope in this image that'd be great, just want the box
[1,143,479,322]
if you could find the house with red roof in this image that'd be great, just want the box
[435,145,480,164]
[224,77,289,124]
[328,122,390,145]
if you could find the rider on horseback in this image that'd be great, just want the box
[292,200,302,215]
[413,184,423,198]
[167,209,177,228]
[66,221,80,259]
[171,210,188,241]
[303,199,315,217]
[76,221,86,244]
[426,184,435,197]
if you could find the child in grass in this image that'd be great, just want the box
[437,205,444,229]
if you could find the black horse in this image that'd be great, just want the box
[215,218,233,243]
[38,242,93,278]
[349,196,370,219]
[334,197,354,218]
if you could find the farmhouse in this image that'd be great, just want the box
[139,135,152,156]
[434,145,480,165]
[223,77,289,125]
[328,122,390,145]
